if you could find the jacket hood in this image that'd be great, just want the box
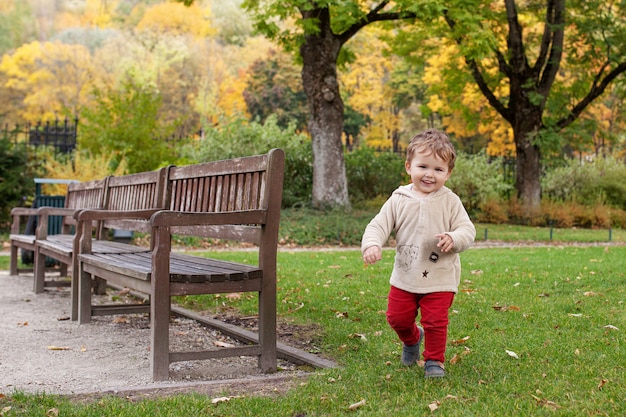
[392,184,452,200]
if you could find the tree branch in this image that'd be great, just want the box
[557,61,626,130]
[443,11,513,123]
[337,1,416,45]
[538,0,565,95]
[504,0,528,72]
[466,58,513,123]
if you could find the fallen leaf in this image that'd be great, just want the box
[288,302,305,313]
[597,379,608,390]
[348,399,366,410]
[583,291,597,296]
[505,349,519,359]
[211,395,241,404]
[604,325,619,330]
[112,316,129,324]
[225,293,241,300]
[214,341,235,348]
[348,333,367,342]
[568,313,583,317]
[531,394,560,410]
[470,269,483,275]
[328,265,341,269]
[450,336,470,345]
[2,406,12,414]
[47,346,71,351]
[428,401,440,412]
[56,316,70,321]
[46,408,59,417]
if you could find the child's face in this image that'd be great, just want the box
[405,151,452,196]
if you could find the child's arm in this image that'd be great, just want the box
[435,233,455,253]
[362,245,382,264]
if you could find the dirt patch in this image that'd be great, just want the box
[0,271,324,400]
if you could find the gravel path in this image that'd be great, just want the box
[0,271,305,398]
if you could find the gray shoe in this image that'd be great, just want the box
[424,360,446,378]
[401,327,424,366]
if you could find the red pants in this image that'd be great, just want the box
[386,286,455,363]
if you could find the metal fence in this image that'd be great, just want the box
[2,117,78,153]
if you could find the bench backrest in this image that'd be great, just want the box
[99,167,170,234]
[164,148,285,248]
[59,177,109,232]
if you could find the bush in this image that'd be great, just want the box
[0,135,34,228]
[543,156,626,209]
[183,114,313,208]
[446,151,514,216]
[344,147,406,202]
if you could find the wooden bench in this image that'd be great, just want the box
[9,178,108,292]
[74,149,285,381]
[35,168,170,320]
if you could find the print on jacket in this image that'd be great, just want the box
[396,244,420,273]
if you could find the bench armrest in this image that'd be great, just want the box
[10,207,38,216]
[76,209,161,221]
[150,210,267,227]
[10,207,39,234]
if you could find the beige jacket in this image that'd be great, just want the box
[361,184,476,294]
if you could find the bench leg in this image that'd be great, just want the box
[258,281,278,373]
[151,281,170,381]
[78,266,92,324]
[59,262,68,278]
[9,243,18,276]
[33,247,46,293]
[94,277,107,295]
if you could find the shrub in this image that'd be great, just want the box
[446,151,514,216]
[543,156,626,209]
[0,135,34,228]
[184,114,313,208]
[476,198,509,224]
[344,147,406,202]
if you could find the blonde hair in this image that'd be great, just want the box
[406,129,456,170]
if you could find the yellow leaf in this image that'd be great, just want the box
[47,346,71,351]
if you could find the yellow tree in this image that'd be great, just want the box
[42,151,127,195]
[136,1,215,38]
[341,27,399,151]
[423,41,515,157]
[0,40,96,122]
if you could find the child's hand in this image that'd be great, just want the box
[436,233,454,253]
[363,246,382,265]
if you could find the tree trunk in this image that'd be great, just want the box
[300,9,351,210]
[513,128,542,211]
[509,83,544,211]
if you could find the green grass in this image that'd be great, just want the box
[2,246,625,416]
[275,207,625,247]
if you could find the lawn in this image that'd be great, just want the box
[1,245,624,416]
